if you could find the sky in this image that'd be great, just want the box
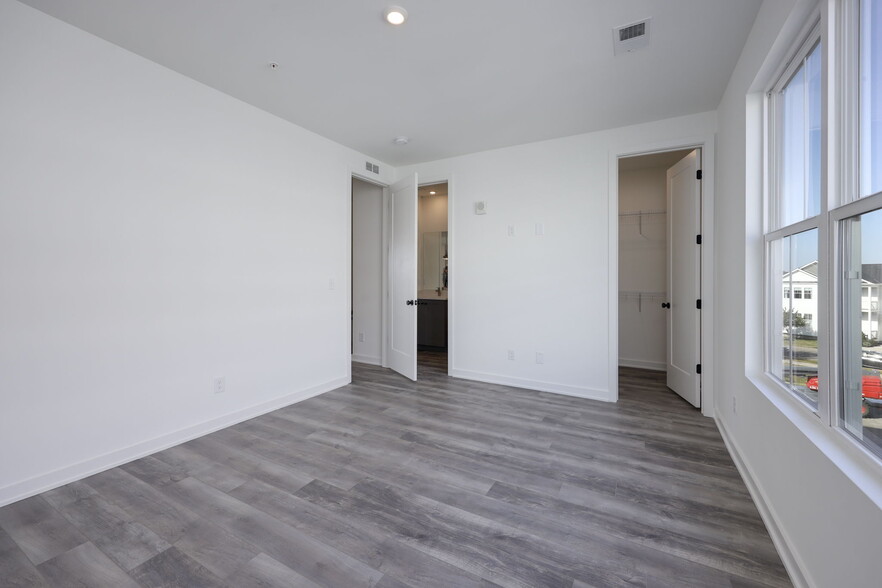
[787,2,881,269]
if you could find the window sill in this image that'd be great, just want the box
[746,371,882,509]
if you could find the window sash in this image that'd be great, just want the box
[765,21,824,412]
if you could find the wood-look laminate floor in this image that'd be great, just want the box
[0,354,791,587]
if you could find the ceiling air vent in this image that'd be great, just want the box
[613,18,651,56]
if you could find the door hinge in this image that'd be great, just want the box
[696,234,702,245]
[696,299,702,309]
[696,169,703,180]
[696,363,702,374]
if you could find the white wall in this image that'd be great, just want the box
[618,167,668,371]
[0,0,393,506]
[351,179,383,365]
[396,111,716,399]
[714,0,882,586]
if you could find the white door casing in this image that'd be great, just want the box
[388,173,418,381]
[666,150,701,407]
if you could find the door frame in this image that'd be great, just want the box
[348,170,391,382]
[417,173,455,376]
[608,135,716,417]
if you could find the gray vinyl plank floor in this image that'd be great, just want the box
[0,352,792,587]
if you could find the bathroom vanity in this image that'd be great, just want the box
[417,294,447,349]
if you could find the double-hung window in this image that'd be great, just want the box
[767,26,822,410]
[834,0,882,453]
[766,0,882,460]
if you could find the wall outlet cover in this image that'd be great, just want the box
[213,377,226,395]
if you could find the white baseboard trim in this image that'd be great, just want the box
[716,418,809,588]
[449,368,612,402]
[618,358,666,371]
[0,376,349,508]
[351,354,381,366]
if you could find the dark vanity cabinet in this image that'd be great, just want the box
[417,299,448,349]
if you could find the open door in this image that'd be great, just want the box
[388,173,418,380]
[666,150,701,407]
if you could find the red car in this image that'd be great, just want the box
[807,375,882,418]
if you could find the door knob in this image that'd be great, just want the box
[662,302,671,309]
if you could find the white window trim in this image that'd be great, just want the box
[764,18,824,416]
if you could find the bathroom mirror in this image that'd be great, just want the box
[421,231,448,290]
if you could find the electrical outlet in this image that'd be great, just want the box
[358,332,365,343]
[535,352,544,364]
[732,395,737,415]
[507,225,515,237]
[328,278,336,290]
[213,376,226,395]
[535,222,545,236]
[507,349,515,360]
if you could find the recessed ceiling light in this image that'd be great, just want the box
[384,6,408,25]
[393,136,409,145]
[429,191,436,195]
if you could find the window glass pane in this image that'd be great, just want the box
[841,208,882,456]
[772,229,819,408]
[779,43,822,226]
[861,0,882,198]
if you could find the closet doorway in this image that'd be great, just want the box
[618,149,702,408]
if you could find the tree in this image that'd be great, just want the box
[784,308,807,329]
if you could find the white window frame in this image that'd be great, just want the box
[764,0,882,463]
[764,20,825,416]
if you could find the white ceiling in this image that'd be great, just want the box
[19,0,762,167]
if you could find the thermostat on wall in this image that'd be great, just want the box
[475,201,487,215]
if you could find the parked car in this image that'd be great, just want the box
[862,350,882,370]
[806,375,882,418]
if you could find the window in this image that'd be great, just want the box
[836,0,882,458]
[765,1,882,461]
[770,230,819,408]
[840,209,882,447]
[767,27,822,411]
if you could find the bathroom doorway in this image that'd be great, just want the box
[417,182,449,372]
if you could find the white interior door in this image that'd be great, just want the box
[666,150,701,407]
[388,173,418,380]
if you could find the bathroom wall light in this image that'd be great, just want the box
[384,6,408,25]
